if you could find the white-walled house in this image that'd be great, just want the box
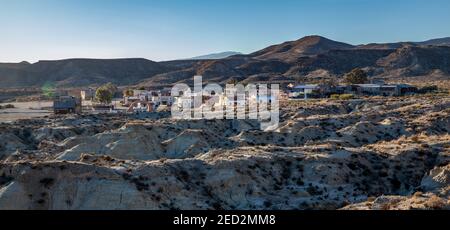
[124,89,174,107]
[289,84,321,99]
[80,88,95,101]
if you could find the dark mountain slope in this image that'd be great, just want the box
[416,37,450,46]
[190,51,242,60]
[377,46,450,76]
[1,36,450,88]
[286,49,395,76]
[249,35,355,62]
[356,42,416,50]
[0,58,170,88]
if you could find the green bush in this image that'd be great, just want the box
[0,104,15,109]
[95,82,116,104]
[344,68,368,84]
[330,94,354,100]
[330,94,340,99]
[339,94,354,100]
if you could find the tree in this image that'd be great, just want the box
[319,78,338,87]
[95,83,115,104]
[123,88,134,97]
[226,78,238,85]
[41,82,56,98]
[103,82,118,94]
[344,68,368,84]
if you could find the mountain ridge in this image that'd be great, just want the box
[189,51,242,60]
[249,35,355,62]
[1,35,450,88]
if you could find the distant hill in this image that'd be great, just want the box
[139,36,450,88]
[416,37,450,46]
[249,35,355,62]
[0,58,170,88]
[189,51,242,60]
[356,42,416,50]
[1,36,450,88]
[377,45,450,75]
[356,37,450,49]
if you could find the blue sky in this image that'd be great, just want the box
[1,0,450,63]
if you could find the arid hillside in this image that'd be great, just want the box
[0,58,171,88]
[1,36,450,88]
[0,95,448,210]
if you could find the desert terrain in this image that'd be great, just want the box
[0,101,52,122]
[0,94,448,210]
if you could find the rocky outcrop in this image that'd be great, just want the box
[421,164,450,193]
[341,163,450,210]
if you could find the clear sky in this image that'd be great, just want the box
[1,0,450,63]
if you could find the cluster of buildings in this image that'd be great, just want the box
[123,88,174,113]
[287,82,418,99]
[123,87,280,112]
[53,88,112,114]
[53,81,419,114]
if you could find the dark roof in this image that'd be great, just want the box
[54,96,79,109]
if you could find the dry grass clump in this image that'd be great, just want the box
[410,135,420,143]
[413,191,423,197]
[423,195,448,210]
[380,202,393,210]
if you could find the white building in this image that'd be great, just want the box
[290,84,320,99]
[80,88,95,101]
[125,89,174,107]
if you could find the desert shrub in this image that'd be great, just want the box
[389,177,402,190]
[411,136,420,143]
[362,168,372,176]
[123,88,134,97]
[330,94,340,99]
[424,195,447,209]
[418,85,438,94]
[306,185,323,195]
[0,104,15,109]
[177,170,190,181]
[379,171,388,177]
[344,68,368,84]
[339,94,355,100]
[413,191,423,197]
[212,202,223,210]
[39,178,55,188]
[378,200,395,210]
[123,174,149,191]
[0,174,14,186]
[263,200,272,208]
